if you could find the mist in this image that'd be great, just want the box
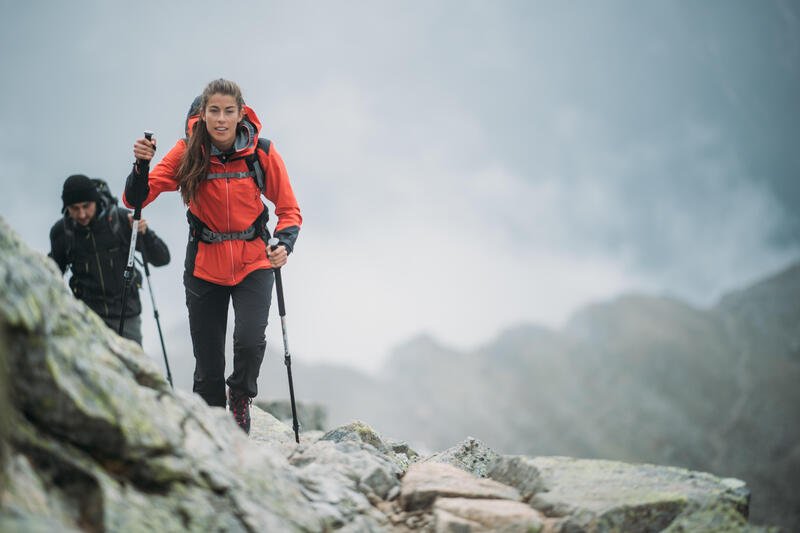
[1,0,798,373]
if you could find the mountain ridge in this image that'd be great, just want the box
[257,259,800,530]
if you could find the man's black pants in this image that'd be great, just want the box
[101,314,142,346]
[184,268,274,407]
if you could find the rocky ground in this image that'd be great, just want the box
[0,216,781,532]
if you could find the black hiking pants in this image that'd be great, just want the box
[184,268,274,407]
[101,314,142,346]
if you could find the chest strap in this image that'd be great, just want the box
[205,171,256,180]
[203,138,271,194]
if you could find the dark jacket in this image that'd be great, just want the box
[48,200,170,318]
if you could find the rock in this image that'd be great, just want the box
[489,456,753,533]
[0,217,323,532]
[661,501,780,533]
[255,399,328,431]
[0,513,84,533]
[424,436,499,478]
[0,316,9,474]
[322,420,392,454]
[289,459,376,529]
[386,485,401,502]
[302,430,326,444]
[290,439,403,500]
[3,387,322,533]
[335,514,392,533]
[249,403,304,457]
[433,498,543,533]
[249,403,296,444]
[400,462,522,511]
[0,215,782,533]
[1,452,82,529]
[435,509,479,533]
[387,439,419,460]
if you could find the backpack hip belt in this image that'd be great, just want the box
[187,207,269,245]
[199,225,258,243]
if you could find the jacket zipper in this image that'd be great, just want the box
[90,230,109,316]
[226,173,235,283]
[215,157,236,284]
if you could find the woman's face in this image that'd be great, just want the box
[201,93,244,150]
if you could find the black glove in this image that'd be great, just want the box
[125,165,150,206]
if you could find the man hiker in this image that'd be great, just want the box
[48,174,170,344]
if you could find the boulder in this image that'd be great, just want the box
[0,217,323,532]
[288,439,402,530]
[489,455,752,533]
[249,403,296,446]
[433,497,543,533]
[249,403,326,456]
[661,501,780,533]
[386,439,419,460]
[322,420,392,454]
[290,439,403,500]
[0,513,84,533]
[400,462,521,511]
[424,436,499,477]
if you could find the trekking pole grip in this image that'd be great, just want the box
[133,130,154,220]
[139,131,154,169]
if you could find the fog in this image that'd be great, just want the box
[1,0,798,373]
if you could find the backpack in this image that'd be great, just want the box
[63,178,129,262]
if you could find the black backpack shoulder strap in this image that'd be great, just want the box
[257,137,272,155]
[110,207,130,246]
[247,138,272,195]
[62,216,76,263]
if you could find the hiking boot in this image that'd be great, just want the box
[228,388,252,434]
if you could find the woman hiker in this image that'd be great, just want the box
[123,78,302,434]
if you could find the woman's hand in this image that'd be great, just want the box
[268,244,288,268]
[133,137,157,163]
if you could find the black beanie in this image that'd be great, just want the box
[62,174,99,210]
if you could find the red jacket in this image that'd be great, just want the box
[124,106,301,286]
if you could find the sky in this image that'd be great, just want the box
[1,1,798,374]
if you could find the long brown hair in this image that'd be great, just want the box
[176,78,245,204]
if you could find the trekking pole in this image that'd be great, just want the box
[136,254,173,388]
[268,237,300,443]
[119,130,153,337]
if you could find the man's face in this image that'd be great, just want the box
[66,201,97,227]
